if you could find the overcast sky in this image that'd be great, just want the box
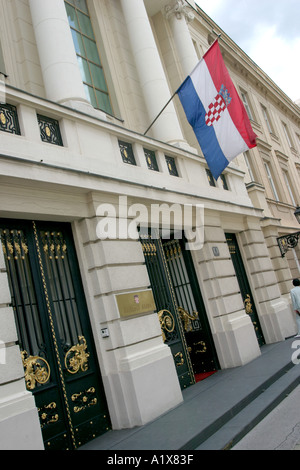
[195,0,300,102]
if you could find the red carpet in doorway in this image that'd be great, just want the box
[195,371,217,382]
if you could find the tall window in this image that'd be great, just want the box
[264,161,279,201]
[283,171,296,206]
[261,105,274,134]
[240,91,254,121]
[65,0,113,114]
[244,151,255,182]
[296,133,300,153]
[282,122,294,149]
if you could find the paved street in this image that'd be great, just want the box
[232,385,300,450]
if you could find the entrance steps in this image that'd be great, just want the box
[80,338,300,451]
[194,357,299,449]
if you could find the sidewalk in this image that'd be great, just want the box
[80,337,300,451]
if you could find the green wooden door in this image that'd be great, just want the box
[141,231,219,389]
[0,219,111,450]
[226,233,265,347]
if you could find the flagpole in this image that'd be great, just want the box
[143,90,178,136]
[143,35,221,136]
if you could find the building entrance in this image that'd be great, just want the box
[0,219,111,450]
[141,231,219,389]
[226,233,265,347]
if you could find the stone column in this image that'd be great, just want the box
[120,0,186,146]
[29,0,90,110]
[164,0,199,77]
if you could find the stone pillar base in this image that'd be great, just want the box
[103,344,183,429]
[0,382,44,450]
[214,314,261,369]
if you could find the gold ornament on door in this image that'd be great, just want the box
[21,351,51,390]
[64,336,90,374]
[244,294,253,314]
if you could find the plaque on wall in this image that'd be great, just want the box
[115,290,156,318]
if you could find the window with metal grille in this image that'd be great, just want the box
[37,114,63,146]
[165,156,179,177]
[0,103,21,135]
[118,140,136,166]
[65,0,113,115]
[144,148,159,171]
[220,174,229,190]
[206,169,216,187]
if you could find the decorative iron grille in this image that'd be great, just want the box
[0,103,21,135]
[144,148,159,171]
[206,169,216,187]
[165,156,179,177]
[277,231,300,257]
[118,140,136,165]
[220,174,229,190]
[37,114,63,146]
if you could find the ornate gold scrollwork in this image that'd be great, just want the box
[174,352,184,367]
[178,307,199,332]
[39,402,59,428]
[71,387,97,413]
[64,336,90,374]
[21,351,50,390]
[194,341,207,354]
[0,111,6,125]
[158,309,175,342]
[244,294,253,315]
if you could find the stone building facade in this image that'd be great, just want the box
[0,0,299,450]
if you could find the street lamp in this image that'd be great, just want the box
[277,207,300,257]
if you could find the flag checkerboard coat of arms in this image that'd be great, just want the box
[205,84,232,127]
[176,39,257,180]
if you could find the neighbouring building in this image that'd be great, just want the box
[0,0,299,450]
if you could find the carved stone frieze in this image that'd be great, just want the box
[164,0,194,22]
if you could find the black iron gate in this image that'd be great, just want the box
[140,232,219,389]
[0,219,111,450]
[226,233,265,347]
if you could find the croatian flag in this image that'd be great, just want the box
[177,40,257,180]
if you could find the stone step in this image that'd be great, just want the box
[195,364,300,450]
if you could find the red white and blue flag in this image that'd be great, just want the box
[177,40,257,180]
